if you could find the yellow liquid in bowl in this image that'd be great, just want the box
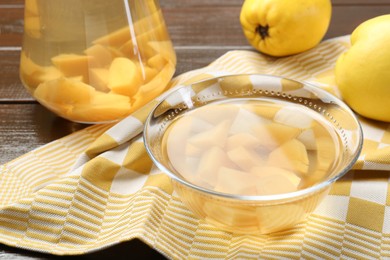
[161,98,342,233]
[163,99,341,196]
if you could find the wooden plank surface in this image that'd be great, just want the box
[1,4,390,46]
[2,0,390,5]
[0,104,88,164]
[0,50,29,101]
[1,0,390,259]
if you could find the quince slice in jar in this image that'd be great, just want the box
[109,9,163,50]
[24,67,63,91]
[108,57,142,97]
[20,52,63,89]
[34,77,95,118]
[24,16,41,38]
[51,54,97,82]
[34,77,95,105]
[20,51,42,77]
[147,54,167,70]
[131,63,175,110]
[147,41,176,65]
[88,68,110,92]
[93,26,132,48]
[23,0,40,38]
[71,92,131,122]
[142,66,159,83]
[25,0,39,15]
[119,24,168,58]
[84,44,116,67]
[133,62,174,98]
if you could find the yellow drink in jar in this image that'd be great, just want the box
[21,0,176,123]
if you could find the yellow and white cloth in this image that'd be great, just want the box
[1,36,390,259]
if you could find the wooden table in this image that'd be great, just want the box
[1,0,390,258]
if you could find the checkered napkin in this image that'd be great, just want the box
[1,36,390,259]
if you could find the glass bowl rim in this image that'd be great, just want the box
[144,73,364,202]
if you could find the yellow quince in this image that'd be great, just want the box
[335,15,390,122]
[240,0,332,57]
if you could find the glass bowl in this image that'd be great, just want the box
[20,0,176,123]
[144,74,363,234]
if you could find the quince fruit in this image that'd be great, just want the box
[335,15,390,122]
[240,0,332,57]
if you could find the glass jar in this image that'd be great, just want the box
[20,0,176,123]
